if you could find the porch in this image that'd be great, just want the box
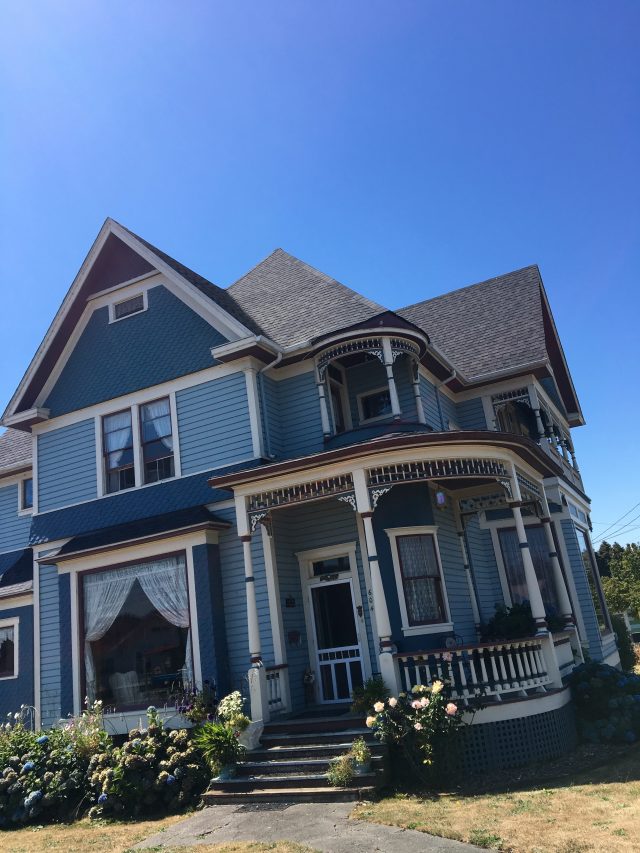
[209,430,582,727]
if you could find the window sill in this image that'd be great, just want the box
[401,622,454,637]
[0,674,18,681]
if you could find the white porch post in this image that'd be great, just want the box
[454,506,481,638]
[539,493,574,629]
[352,468,400,694]
[412,361,426,424]
[315,365,332,438]
[381,338,402,420]
[508,470,547,635]
[235,496,270,722]
[527,383,546,439]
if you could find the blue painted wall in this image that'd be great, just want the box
[463,514,505,622]
[275,371,324,459]
[192,543,230,695]
[176,372,254,474]
[44,286,228,417]
[0,484,31,554]
[37,419,97,513]
[39,564,62,727]
[457,397,487,430]
[58,573,74,718]
[0,602,34,718]
[259,374,283,459]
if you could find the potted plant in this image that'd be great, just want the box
[193,721,246,780]
[350,737,372,774]
[327,754,355,788]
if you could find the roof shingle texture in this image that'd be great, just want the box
[398,266,547,381]
[228,249,385,347]
[0,428,32,473]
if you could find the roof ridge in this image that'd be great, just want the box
[399,264,540,313]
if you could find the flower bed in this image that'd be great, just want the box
[570,661,640,744]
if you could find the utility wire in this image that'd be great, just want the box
[592,499,640,542]
[592,509,640,545]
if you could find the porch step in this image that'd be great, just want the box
[202,785,377,804]
[249,741,386,762]
[260,727,374,748]
[239,755,386,777]
[262,714,365,735]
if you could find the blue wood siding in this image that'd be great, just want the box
[419,375,440,428]
[44,286,228,417]
[39,564,62,727]
[0,484,31,554]
[345,356,415,426]
[276,371,324,459]
[58,573,74,718]
[463,515,505,622]
[37,419,97,513]
[0,603,34,718]
[176,372,254,474]
[272,499,374,712]
[259,374,283,459]
[457,397,487,430]
[192,543,229,694]
[372,483,476,651]
[216,507,274,697]
[560,519,606,659]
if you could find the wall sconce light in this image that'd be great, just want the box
[435,490,447,509]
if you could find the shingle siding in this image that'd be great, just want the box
[0,484,31,554]
[176,372,254,474]
[44,286,228,417]
[37,419,97,513]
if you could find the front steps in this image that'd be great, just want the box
[203,713,386,804]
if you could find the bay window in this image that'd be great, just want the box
[0,618,18,679]
[387,527,451,633]
[82,554,192,709]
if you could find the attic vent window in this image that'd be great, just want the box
[111,293,145,321]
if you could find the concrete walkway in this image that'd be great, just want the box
[136,801,482,852]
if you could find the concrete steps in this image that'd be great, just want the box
[202,714,386,804]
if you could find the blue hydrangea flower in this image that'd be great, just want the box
[98,793,108,804]
[36,735,49,745]
[166,774,176,785]
[22,761,34,772]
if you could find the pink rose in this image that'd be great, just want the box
[414,722,423,730]
[420,697,430,708]
[411,700,422,709]
[445,702,458,716]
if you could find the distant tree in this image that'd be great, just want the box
[600,542,640,616]
[596,540,625,576]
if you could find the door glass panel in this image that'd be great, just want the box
[311,555,351,577]
[312,583,357,649]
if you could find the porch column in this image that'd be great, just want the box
[508,471,547,634]
[352,469,400,694]
[454,507,481,638]
[539,493,574,628]
[381,338,402,420]
[315,366,332,438]
[235,497,270,722]
[411,360,427,424]
[527,384,546,439]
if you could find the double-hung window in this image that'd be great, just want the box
[102,396,175,494]
[0,618,18,679]
[387,527,451,634]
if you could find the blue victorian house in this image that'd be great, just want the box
[0,219,617,773]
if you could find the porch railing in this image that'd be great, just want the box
[394,637,551,703]
[265,664,288,715]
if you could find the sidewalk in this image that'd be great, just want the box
[136,801,482,852]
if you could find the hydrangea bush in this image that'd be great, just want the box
[570,661,640,744]
[365,680,466,786]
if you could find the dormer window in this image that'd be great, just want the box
[109,293,146,323]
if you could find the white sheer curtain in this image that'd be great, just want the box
[0,626,13,644]
[103,410,133,467]
[398,535,443,624]
[141,399,173,450]
[83,555,192,701]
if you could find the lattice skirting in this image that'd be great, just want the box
[461,701,577,774]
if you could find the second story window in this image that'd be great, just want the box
[20,478,33,511]
[103,410,135,494]
[140,398,174,484]
[358,387,392,423]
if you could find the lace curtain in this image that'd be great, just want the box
[83,555,191,701]
[398,535,443,624]
[499,527,559,612]
[141,399,173,451]
[103,410,133,468]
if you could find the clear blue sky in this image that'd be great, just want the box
[1,2,638,544]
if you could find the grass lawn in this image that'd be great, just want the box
[0,816,317,853]
[353,743,640,853]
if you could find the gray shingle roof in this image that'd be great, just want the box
[398,266,547,381]
[228,249,385,348]
[0,428,32,474]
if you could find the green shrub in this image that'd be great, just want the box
[192,721,246,775]
[327,754,355,787]
[350,737,371,766]
[87,707,209,819]
[569,661,640,744]
[480,603,535,640]
[611,614,636,672]
[350,675,390,714]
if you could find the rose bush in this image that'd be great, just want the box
[365,680,466,786]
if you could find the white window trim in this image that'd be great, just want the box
[108,290,148,324]
[17,476,34,516]
[385,525,453,637]
[0,616,19,680]
[98,394,180,497]
[356,385,394,425]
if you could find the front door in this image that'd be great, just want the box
[309,578,364,703]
